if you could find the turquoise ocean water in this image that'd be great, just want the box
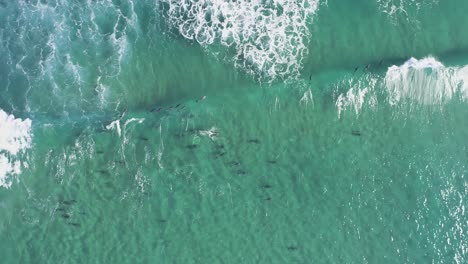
[0,0,467,263]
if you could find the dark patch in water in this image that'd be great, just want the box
[351,130,362,136]
[287,246,299,251]
[235,169,246,175]
[150,107,163,112]
[247,139,261,144]
[267,160,277,164]
[97,169,109,175]
[68,223,81,227]
[96,150,104,154]
[186,144,198,150]
[265,197,272,201]
[187,128,202,133]
[227,161,240,166]
[214,151,226,158]
[260,184,272,189]
[139,136,149,141]
[157,219,167,223]
[61,200,77,205]
[61,214,71,219]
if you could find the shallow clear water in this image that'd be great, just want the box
[0,1,467,263]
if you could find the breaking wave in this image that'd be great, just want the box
[336,57,468,117]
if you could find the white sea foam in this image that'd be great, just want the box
[106,115,145,145]
[385,57,468,105]
[300,89,314,107]
[163,0,321,81]
[106,119,122,137]
[336,56,468,118]
[199,127,219,140]
[335,76,378,119]
[0,109,32,188]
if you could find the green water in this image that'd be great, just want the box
[0,1,467,263]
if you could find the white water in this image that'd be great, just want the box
[336,75,378,119]
[385,57,468,105]
[163,0,321,81]
[336,57,468,117]
[0,109,32,188]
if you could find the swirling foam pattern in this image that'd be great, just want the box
[162,0,320,81]
[0,0,138,114]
